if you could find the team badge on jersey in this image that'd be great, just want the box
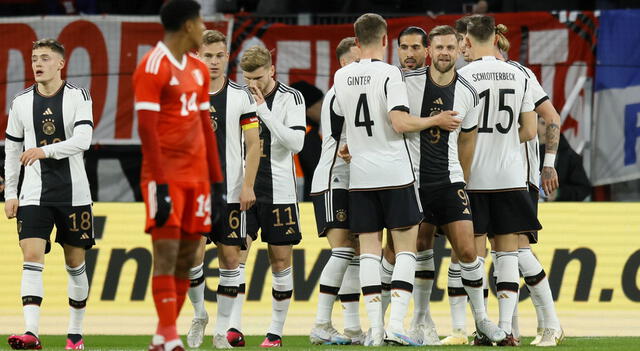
[42,118,56,135]
[336,209,347,222]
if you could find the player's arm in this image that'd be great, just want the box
[385,67,460,133]
[518,80,537,143]
[27,89,93,164]
[251,84,305,153]
[239,94,260,211]
[4,103,23,218]
[536,99,561,195]
[458,128,477,183]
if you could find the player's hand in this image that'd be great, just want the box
[210,182,226,232]
[5,198,19,219]
[154,184,172,227]
[239,183,256,211]
[541,166,559,196]
[435,110,461,131]
[338,144,351,163]
[0,176,4,193]
[248,81,265,106]
[20,148,46,166]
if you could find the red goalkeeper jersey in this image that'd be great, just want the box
[133,41,220,183]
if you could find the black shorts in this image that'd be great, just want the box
[17,205,95,251]
[349,184,423,234]
[467,190,542,236]
[419,182,473,227]
[311,189,350,237]
[245,202,302,246]
[522,184,540,243]
[209,203,245,246]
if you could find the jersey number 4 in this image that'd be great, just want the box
[355,93,374,136]
[477,88,515,134]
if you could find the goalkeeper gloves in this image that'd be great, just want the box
[154,183,172,227]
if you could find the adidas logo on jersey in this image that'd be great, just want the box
[433,97,444,105]
[228,231,238,238]
[463,208,470,215]
[209,106,216,113]
[285,227,296,235]
[42,107,53,115]
[170,76,179,86]
[80,233,90,239]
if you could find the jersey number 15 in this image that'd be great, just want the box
[477,88,515,134]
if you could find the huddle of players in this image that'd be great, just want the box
[308,13,564,348]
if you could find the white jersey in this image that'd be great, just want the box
[332,58,414,190]
[209,78,258,203]
[463,56,535,191]
[5,82,93,206]
[310,86,349,194]
[254,81,306,204]
[508,60,549,188]
[405,67,479,188]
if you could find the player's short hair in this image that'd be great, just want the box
[336,37,357,61]
[354,13,387,46]
[160,0,201,33]
[397,26,427,47]
[428,25,462,44]
[454,15,482,35]
[32,38,65,58]
[496,23,510,52]
[202,29,227,46]
[240,46,272,72]
[466,15,496,43]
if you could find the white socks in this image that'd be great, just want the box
[380,256,394,316]
[268,267,293,337]
[22,262,44,336]
[460,257,487,321]
[216,267,240,334]
[316,248,355,325]
[188,263,207,319]
[519,248,560,330]
[229,263,246,331]
[389,252,416,330]
[339,257,361,331]
[66,263,89,336]
[411,250,434,328]
[447,262,467,332]
[360,254,383,331]
[495,251,519,334]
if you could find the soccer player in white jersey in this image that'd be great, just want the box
[403,24,508,346]
[5,38,94,350]
[184,30,260,349]
[309,37,364,346]
[331,13,461,346]
[233,46,305,347]
[460,15,541,346]
[397,26,428,70]
[493,26,564,347]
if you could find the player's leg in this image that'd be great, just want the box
[311,228,354,344]
[264,244,294,346]
[62,244,88,350]
[409,222,439,345]
[380,232,395,316]
[309,189,353,344]
[358,231,385,345]
[517,236,563,346]
[441,251,469,345]
[227,236,253,347]
[493,233,520,345]
[213,242,242,348]
[186,236,208,348]
[8,206,53,350]
[150,232,181,349]
[338,245,363,344]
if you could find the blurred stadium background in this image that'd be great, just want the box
[0,0,639,339]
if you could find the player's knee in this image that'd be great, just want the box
[269,256,291,272]
[218,253,240,270]
[21,246,45,263]
[457,246,476,263]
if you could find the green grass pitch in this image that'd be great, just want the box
[0,336,638,350]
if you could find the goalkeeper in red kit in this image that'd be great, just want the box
[132,1,224,350]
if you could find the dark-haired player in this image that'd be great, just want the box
[397,26,428,70]
[132,1,224,350]
[5,38,94,350]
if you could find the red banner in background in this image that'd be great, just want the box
[0,12,596,145]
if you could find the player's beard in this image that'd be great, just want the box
[433,56,455,73]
